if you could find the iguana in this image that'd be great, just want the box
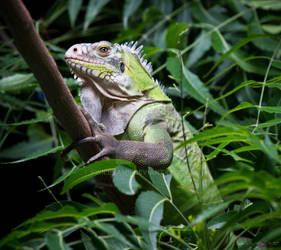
[64,41,220,209]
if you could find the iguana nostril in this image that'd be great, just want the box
[73,47,77,52]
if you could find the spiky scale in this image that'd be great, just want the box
[131,41,138,50]
[136,45,143,53]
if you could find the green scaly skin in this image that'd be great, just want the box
[65,41,220,211]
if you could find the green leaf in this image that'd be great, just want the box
[0,73,37,93]
[0,125,57,161]
[123,0,143,29]
[148,167,172,199]
[257,106,281,113]
[261,227,281,243]
[136,191,166,220]
[62,159,135,193]
[207,211,236,229]
[115,214,153,230]
[91,222,135,248]
[81,231,108,250]
[142,7,162,23]
[0,112,53,126]
[142,46,163,58]
[0,231,24,249]
[218,102,255,124]
[206,143,253,163]
[262,24,281,34]
[166,22,189,49]
[166,57,226,116]
[240,212,281,229]
[242,0,281,10]
[44,0,67,28]
[82,193,103,206]
[248,15,281,52]
[248,134,281,163]
[136,191,166,249]
[211,30,272,75]
[68,0,83,28]
[19,202,119,228]
[1,146,63,164]
[0,139,52,159]
[40,164,79,191]
[84,0,110,30]
[251,118,281,129]
[46,231,68,250]
[112,165,139,195]
[191,201,230,226]
[191,2,220,25]
[205,34,268,77]
[185,30,211,67]
[0,93,39,112]
[176,126,249,150]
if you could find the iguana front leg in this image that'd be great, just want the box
[71,114,173,169]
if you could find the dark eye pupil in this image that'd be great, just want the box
[120,62,125,73]
[100,47,108,53]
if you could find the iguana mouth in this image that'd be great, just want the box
[65,58,144,101]
[65,58,116,81]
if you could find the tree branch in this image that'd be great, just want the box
[0,0,135,214]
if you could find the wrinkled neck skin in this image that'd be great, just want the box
[80,77,158,136]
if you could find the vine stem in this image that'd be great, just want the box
[252,39,281,133]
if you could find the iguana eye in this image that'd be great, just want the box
[120,62,125,73]
[97,46,110,56]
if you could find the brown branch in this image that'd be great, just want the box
[0,0,135,214]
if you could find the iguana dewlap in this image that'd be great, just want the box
[65,41,220,205]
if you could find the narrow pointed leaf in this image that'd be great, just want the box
[185,30,211,67]
[0,73,37,93]
[191,201,230,226]
[84,0,110,30]
[91,222,135,248]
[62,159,135,193]
[166,57,226,116]
[257,106,281,113]
[81,231,108,250]
[68,0,83,28]
[123,0,142,28]
[218,102,255,124]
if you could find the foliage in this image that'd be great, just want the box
[1,0,281,249]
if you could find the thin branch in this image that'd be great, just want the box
[0,0,92,159]
[0,0,135,214]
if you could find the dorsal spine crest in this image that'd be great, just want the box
[117,41,160,86]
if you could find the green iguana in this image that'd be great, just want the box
[64,41,220,208]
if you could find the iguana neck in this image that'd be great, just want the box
[146,85,171,102]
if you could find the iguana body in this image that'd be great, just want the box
[65,41,220,207]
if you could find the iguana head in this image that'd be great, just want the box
[65,41,170,101]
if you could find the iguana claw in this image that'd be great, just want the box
[85,133,120,164]
[63,132,120,164]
